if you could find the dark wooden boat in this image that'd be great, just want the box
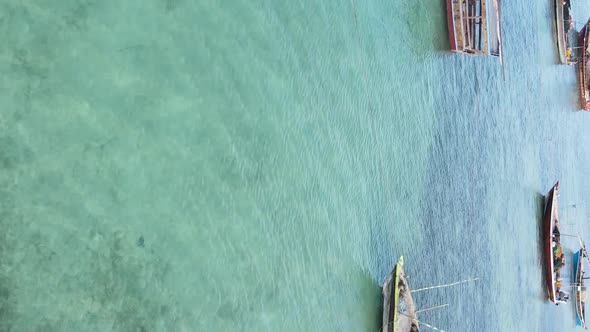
[382,257,419,332]
[542,181,568,304]
[574,248,588,328]
[446,0,503,60]
[578,19,590,110]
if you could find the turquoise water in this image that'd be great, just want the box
[2,0,590,331]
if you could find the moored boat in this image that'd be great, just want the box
[446,0,503,60]
[382,257,419,332]
[578,18,590,110]
[542,181,569,305]
[574,248,588,328]
[554,0,575,64]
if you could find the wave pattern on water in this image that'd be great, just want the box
[2,0,590,331]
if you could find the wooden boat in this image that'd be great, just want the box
[446,0,503,60]
[574,248,588,328]
[578,18,590,110]
[554,0,574,64]
[542,181,568,304]
[382,257,419,332]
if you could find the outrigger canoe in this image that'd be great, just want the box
[554,0,574,64]
[382,257,419,332]
[574,249,587,328]
[542,181,568,305]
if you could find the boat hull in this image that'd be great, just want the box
[574,249,587,328]
[578,20,590,111]
[542,182,559,303]
[382,262,399,332]
[446,0,458,51]
[554,0,568,64]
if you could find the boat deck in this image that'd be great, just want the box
[447,0,502,57]
[451,0,489,54]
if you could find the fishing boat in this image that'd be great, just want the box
[573,248,587,328]
[554,0,575,64]
[578,18,590,110]
[446,0,503,60]
[542,181,569,305]
[382,259,479,331]
[382,257,419,332]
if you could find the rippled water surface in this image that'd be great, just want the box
[2,0,590,331]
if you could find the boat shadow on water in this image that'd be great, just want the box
[352,267,384,332]
[402,0,450,59]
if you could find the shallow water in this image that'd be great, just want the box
[2,0,590,331]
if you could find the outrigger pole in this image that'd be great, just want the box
[415,304,450,314]
[411,278,480,293]
[560,233,582,237]
[415,319,447,332]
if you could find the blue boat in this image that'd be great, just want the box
[573,249,587,328]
